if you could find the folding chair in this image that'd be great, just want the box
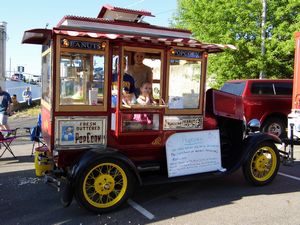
[30,114,46,156]
[0,129,18,158]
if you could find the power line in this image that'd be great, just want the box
[124,0,145,8]
[155,9,176,16]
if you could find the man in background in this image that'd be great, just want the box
[11,94,20,112]
[22,86,32,106]
[0,86,12,131]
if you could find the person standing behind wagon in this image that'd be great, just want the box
[126,52,153,96]
[22,86,32,106]
[0,86,12,130]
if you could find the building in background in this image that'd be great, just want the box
[0,22,7,89]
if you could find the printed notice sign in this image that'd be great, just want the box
[166,130,223,177]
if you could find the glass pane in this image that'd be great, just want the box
[111,54,119,108]
[92,55,105,103]
[143,58,161,80]
[274,82,292,95]
[60,53,104,105]
[251,83,274,95]
[42,52,51,102]
[122,113,159,131]
[152,82,160,100]
[126,51,161,100]
[221,82,245,96]
[168,59,201,109]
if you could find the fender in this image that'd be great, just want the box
[224,132,281,174]
[71,147,142,184]
[61,147,141,207]
[241,132,281,163]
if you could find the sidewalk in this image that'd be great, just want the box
[0,115,37,173]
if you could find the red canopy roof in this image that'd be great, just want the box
[97,4,154,20]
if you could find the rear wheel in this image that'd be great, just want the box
[242,141,280,186]
[74,158,135,213]
[262,117,286,137]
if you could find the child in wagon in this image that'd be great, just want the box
[136,81,156,105]
[133,81,156,129]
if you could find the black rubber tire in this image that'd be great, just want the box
[262,117,286,138]
[60,179,73,207]
[242,141,280,186]
[74,158,136,213]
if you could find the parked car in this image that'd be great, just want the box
[11,73,24,82]
[221,79,293,137]
[29,75,41,85]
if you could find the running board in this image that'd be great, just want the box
[137,164,160,172]
[142,169,227,185]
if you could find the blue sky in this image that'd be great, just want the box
[1,0,177,75]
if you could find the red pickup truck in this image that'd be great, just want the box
[221,79,293,137]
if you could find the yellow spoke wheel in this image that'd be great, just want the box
[250,146,277,181]
[83,163,127,208]
[243,141,279,186]
[75,158,135,213]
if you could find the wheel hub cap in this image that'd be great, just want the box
[94,175,115,195]
[255,155,268,172]
[268,123,281,136]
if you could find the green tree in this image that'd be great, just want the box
[173,0,300,88]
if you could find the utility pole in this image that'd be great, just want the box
[259,0,267,79]
[0,22,7,89]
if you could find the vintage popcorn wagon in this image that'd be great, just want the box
[22,5,281,213]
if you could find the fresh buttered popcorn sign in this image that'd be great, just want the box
[55,117,107,146]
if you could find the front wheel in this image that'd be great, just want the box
[242,141,280,186]
[74,158,136,213]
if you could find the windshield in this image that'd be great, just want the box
[221,82,245,96]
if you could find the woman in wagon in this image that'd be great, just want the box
[126,52,153,96]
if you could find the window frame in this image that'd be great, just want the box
[55,35,108,112]
[165,47,205,115]
[119,46,165,109]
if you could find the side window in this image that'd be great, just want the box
[168,59,201,109]
[57,37,107,112]
[122,47,163,107]
[41,50,51,103]
[274,82,292,95]
[167,48,203,113]
[59,53,105,106]
[121,113,160,132]
[251,83,274,95]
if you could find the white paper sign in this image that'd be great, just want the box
[166,130,223,177]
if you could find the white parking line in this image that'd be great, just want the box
[278,172,300,181]
[127,199,155,220]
